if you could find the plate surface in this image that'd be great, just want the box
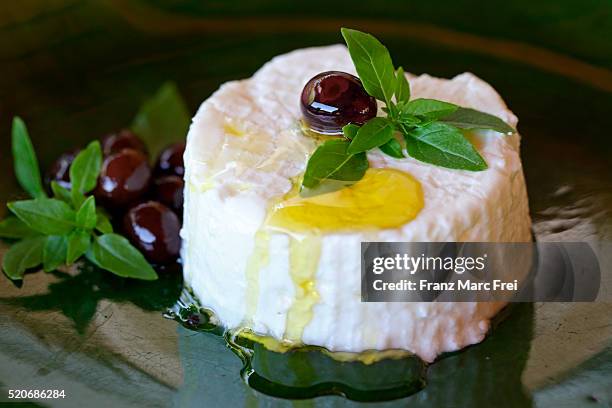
[1,1,611,407]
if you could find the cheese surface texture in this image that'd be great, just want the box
[181,45,532,362]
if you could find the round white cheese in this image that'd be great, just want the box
[181,45,532,362]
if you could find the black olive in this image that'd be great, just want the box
[153,175,184,215]
[155,143,185,177]
[101,129,147,157]
[122,201,181,264]
[94,148,151,208]
[300,71,377,134]
[45,148,80,190]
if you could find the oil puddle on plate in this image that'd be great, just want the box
[166,289,533,405]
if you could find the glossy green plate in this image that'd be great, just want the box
[1,1,611,407]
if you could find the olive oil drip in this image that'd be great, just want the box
[242,227,323,341]
[244,168,424,348]
[244,230,271,323]
[238,329,413,365]
[284,234,322,342]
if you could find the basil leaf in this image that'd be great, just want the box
[302,139,368,189]
[66,229,91,264]
[131,82,191,160]
[348,117,394,154]
[2,236,45,280]
[76,196,97,230]
[402,98,458,120]
[379,138,405,158]
[440,107,515,134]
[395,103,422,125]
[0,216,39,239]
[95,209,113,234]
[43,235,68,272]
[50,181,72,204]
[86,233,157,280]
[403,122,487,171]
[300,179,361,198]
[8,198,76,235]
[11,117,45,199]
[341,28,396,104]
[342,124,360,140]
[395,67,410,103]
[70,140,102,207]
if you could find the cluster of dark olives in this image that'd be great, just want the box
[46,130,185,265]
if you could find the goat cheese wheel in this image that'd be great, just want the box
[181,45,532,362]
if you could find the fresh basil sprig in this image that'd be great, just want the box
[301,28,516,193]
[131,81,191,161]
[403,122,487,171]
[341,28,396,106]
[347,117,395,154]
[70,140,103,207]
[11,117,46,199]
[0,118,157,281]
[302,139,368,189]
[2,236,46,280]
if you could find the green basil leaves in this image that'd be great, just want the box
[301,28,516,193]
